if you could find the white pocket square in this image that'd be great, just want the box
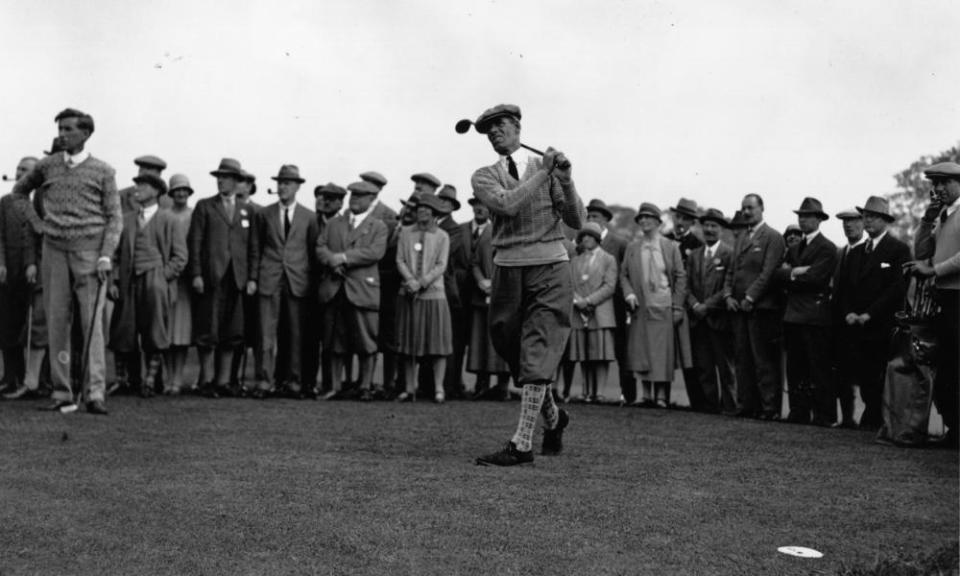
[880,262,890,269]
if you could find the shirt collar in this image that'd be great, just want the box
[63,150,89,167]
[848,233,866,248]
[869,229,888,247]
[804,230,820,243]
[499,150,532,178]
[350,207,371,227]
[946,195,960,217]
[141,203,159,223]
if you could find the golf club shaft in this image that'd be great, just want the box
[521,144,572,170]
[78,276,106,403]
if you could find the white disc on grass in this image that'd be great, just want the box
[778,546,823,558]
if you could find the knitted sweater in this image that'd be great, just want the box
[11,152,122,258]
[915,204,960,290]
[471,155,584,266]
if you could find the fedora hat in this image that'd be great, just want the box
[835,207,862,220]
[417,193,451,216]
[134,155,167,171]
[410,172,441,189]
[314,182,346,198]
[576,222,603,243]
[167,173,193,196]
[924,162,960,180]
[586,198,613,221]
[401,192,422,208]
[210,158,244,179]
[359,171,388,188]
[271,164,305,183]
[634,202,662,223]
[698,207,728,227]
[133,173,168,196]
[467,196,484,207]
[474,104,522,134]
[669,197,699,219]
[436,184,461,211]
[856,196,895,222]
[793,197,828,220]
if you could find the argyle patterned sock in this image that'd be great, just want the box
[511,384,547,452]
[541,385,559,430]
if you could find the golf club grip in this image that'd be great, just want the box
[520,144,572,170]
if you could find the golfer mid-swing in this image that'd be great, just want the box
[469,104,585,466]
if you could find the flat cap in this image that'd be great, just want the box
[359,171,388,188]
[474,104,521,134]
[835,207,862,220]
[924,162,960,180]
[347,181,380,195]
[134,155,167,170]
[314,182,347,198]
[133,173,168,196]
[410,172,441,189]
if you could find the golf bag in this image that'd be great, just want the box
[876,276,940,446]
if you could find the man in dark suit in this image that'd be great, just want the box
[775,198,838,426]
[315,181,388,400]
[830,207,867,427]
[463,196,495,397]
[686,208,737,414]
[118,155,171,214]
[667,198,706,410]
[230,169,263,392]
[247,165,319,399]
[724,194,786,420]
[436,184,470,399]
[585,199,631,402]
[833,196,910,429]
[360,171,401,393]
[304,183,346,395]
[187,158,251,397]
[837,196,910,430]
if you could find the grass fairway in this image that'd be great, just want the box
[1,397,956,576]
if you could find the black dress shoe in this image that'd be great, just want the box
[86,400,108,415]
[3,384,37,400]
[476,442,534,466]
[542,409,570,456]
[200,383,219,399]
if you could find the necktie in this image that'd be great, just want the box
[865,240,873,255]
[506,155,519,180]
[348,215,355,231]
[224,197,234,221]
[473,225,480,243]
[798,237,807,256]
[137,207,146,229]
[284,207,291,240]
[941,210,949,224]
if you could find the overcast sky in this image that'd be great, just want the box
[2,0,958,240]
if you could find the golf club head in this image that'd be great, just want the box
[454,119,473,134]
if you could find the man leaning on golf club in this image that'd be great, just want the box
[9,108,121,415]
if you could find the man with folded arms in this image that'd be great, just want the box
[468,104,583,466]
[10,108,121,414]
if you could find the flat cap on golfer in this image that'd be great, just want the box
[133,173,168,195]
[347,181,379,195]
[314,182,347,198]
[410,172,441,189]
[359,171,388,188]
[924,162,960,180]
[474,104,521,134]
[835,207,862,220]
[134,155,167,170]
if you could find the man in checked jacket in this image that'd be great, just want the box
[469,104,584,466]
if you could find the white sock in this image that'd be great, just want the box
[511,384,546,452]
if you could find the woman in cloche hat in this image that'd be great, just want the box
[621,203,692,407]
[164,174,195,394]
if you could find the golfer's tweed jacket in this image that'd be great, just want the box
[471,156,584,252]
[11,152,122,258]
